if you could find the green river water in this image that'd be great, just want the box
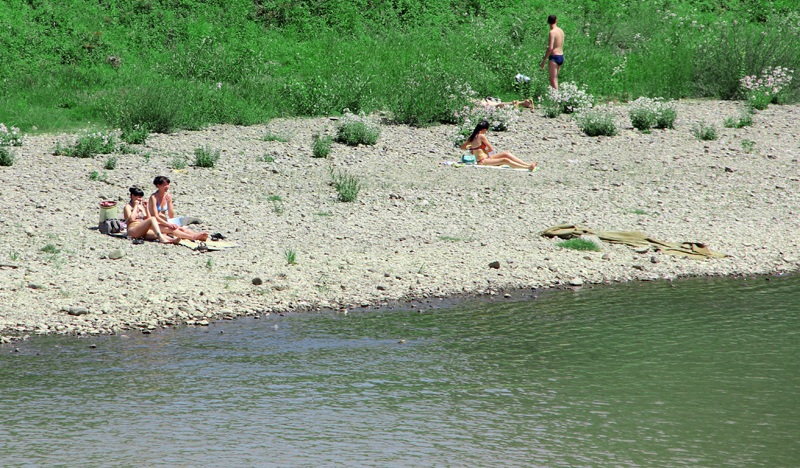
[1,274,798,466]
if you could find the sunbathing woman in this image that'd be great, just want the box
[460,120,538,171]
[123,187,179,244]
[148,175,209,242]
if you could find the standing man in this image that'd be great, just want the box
[540,15,565,90]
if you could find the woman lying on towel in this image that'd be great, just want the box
[124,187,180,244]
[460,120,538,171]
[148,175,209,242]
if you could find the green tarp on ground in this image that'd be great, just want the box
[540,224,728,259]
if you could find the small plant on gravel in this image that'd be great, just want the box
[631,208,648,215]
[312,133,333,158]
[104,156,118,170]
[170,154,188,169]
[121,124,149,145]
[330,169,362,202]
[557,238,601,251]
[9,251,20,261]
[692,121,718,141]
[89,170,108,182]
[742,139,756,153]
[55,131,116,158]
[205,258,213,270]
[740,66,794,110]
[539,82,594,116]
[263,132,288,142]
[0,147,15,166]
[117,143,139,155]
[0,123,24,146]
[193,145,220,168]
[284,248,297,265]
[259,153,275,163]
[723,112,753,128]
[335,111,381,146]
[267,194,284,214]
[628,97,676,131]
[40,244,60,254]
[576,108,618,137]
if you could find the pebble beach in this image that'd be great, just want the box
[1,99,798,342]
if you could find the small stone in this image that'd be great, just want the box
[376,285,387,291]
[488,261,501,269]
[650,256,660,264]
[28,283,44,290]
[108,249,125,260]
[569,278,584,286]
[632,264,646,271]
[634,247,650,254]
[65,307,89,316]
[25,227,35,237]
[602,253,612,260]
[252,277,263,285]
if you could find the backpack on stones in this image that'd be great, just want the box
[99,219,122,235]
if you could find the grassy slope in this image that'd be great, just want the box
[0,0,798,132]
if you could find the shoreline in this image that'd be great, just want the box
[1,99,799,343]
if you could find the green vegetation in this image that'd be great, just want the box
[104,156,118,170]
[628,97,677,131]
[692,121,718,141]
[120,124,149,145]
[54,131,116,158]
[0,1,798,133]
[284,249,297,266]
[264,132,288,142]
[259,154,275,163]
[40,244,60,254]
[576,108,618,137]
[193,145,221,168]
[0,147,15,166]
[267,194,284,214]
[170,154,188,169]
[312,133,333,158]
[557,238,601,251]
[89,170,108,182]
[335,112,381,146]
[724,112,754,128]
[742,139,756,153]
[330,169,362,202]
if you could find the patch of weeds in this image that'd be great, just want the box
[439,236,461,242]
[40,244,60,254]
[170,154,188,170]
[0,123,24,146]
[655,107,677,129]
[89,170,108,182]
[312,133,333,158]
[205,258,213,270]
[630,208,647,215]
[742,139,756,153]
[117,144,139,155]
[104,156,118,170]
[335,111,381,146]
[259,153,275,162]
[55,131,116,158]
[284,249,297,265]
[0,147,15,166]
[142,152,151,163]
[194,145,220,168]
[9,251,20,261]
[576,108,618,137]
[263,132,288,142]
[330,169,362,202]
[692,121,718,141]
[628,97,677,131]
[314,211,333,217]
[267,194,284,214]
[538,82,594,116]
[557,238,601,251]
[723,113,753,129]
[121,124,149,145]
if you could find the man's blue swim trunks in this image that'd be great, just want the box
[548,55,564,65]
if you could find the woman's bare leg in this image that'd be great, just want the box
[481,152,537,170]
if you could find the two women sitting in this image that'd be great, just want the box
[123,176,209,244]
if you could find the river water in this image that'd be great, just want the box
[1,275,798,466]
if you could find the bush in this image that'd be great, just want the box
[170,154,188,169]
[194,145,221,168]
[104,156,117,170]
[121,124,149,145]
[628,97,677,131]
[105,86,183,134]
[312,134,333,158]
[0,123,24,146]
[740,66,794,110]
[654,107,677,129]
[576,108,618,137]
[0,147,15,166]
[54,131,116,158]
[335,111,380,146]
[330,169,362,202]
[557,238,601,251]
[692,121,718,141]
[724,112,753,128]
[539,82,594,116]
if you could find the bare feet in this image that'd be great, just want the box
[195,232,209,242]
[521,98,534,109]
[529,162,539,172]
[159,235,180,244]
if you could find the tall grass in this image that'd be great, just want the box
[0,0,798,133]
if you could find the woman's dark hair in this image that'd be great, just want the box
[153,175,170,186]
[129,186,144,197]
[548,14,557,24]
[468,120,490,143]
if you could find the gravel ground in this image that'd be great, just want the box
[1,99,798,342]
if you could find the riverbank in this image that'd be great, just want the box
[1,100,798,342]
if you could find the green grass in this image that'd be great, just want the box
[104,156,117,170]
[330,169,362,202]
[0,1,798,133]
[284,249,297,265]
[692,121,718,141]
[259,154,275,162]
[312,133,333,158]
[742,139,756,153]
[724,112,753,128]
[89,170,108,182]
[576,109,618,137]
[40,244,60,254]
[264,132,288,142]
[557,238,601,252]
[267,194,284,214]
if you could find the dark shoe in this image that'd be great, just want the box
[196,242,209,253]
[210,232,226,241]
[132,238,145,245]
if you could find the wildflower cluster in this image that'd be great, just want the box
[539,82,593,117]
[454,103,519,135]
[575,106,618,137]
[55,130,117,158]
[628,97,678,131]
[740,66,794,110]
[0,123,24,146]
[335,110,381,146]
